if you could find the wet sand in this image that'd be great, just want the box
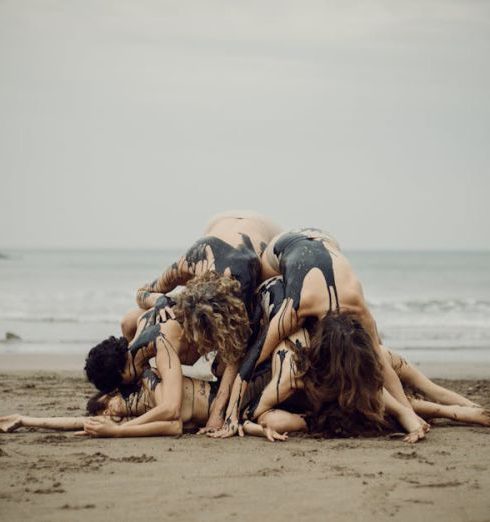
[1,371,489,522]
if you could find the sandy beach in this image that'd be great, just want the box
[1,367,489,522]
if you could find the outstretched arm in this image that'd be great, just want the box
[0,414,107,433]
[83,418,183,438]
[136,257,192,309]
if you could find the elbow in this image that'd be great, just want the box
[169,420,183,436]
[156,419,183,437]
[155,404,181,421]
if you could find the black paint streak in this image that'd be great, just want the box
[275,349,287,405]
[184,234,260,314]
[273,230,339,312]
[129,324,161,358]
[142,368,161,391]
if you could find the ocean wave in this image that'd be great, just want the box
[368,298,490,314]
[0,313,121,324]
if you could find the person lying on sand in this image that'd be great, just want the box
[237,320,489,442]
[120,211,281,341]
[212,230,426,441]
[0,367,285,441]
[85,272,250,432]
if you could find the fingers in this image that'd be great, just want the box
[73,431,88,436]
[197,427,214,435]
[403,428,426,444]
[238,425,245,437]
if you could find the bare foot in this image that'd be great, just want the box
[450,406,490,426]
[397,408,427,444]
[0,414,23,433]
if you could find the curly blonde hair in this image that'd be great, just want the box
[173,271,250,364]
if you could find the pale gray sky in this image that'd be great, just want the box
[1,0,489,250]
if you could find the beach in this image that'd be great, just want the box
[1,365,489,522]
[1,250,489,520]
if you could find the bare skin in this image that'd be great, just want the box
[121,212,281,341]
[132,211,281,315]
[213,230,423,438]
[236,333,488,443]
[1,369,215,438]
[116,305,235,433]
[120,212,281,431]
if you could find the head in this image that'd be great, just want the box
[173,271,251,364]
[84,336,129,393]
[86,391,111,416]
[303,312,384,425]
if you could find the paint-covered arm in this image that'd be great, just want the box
[136,256,192,309]
[242,348,297,422]
[200,362,238,432]
[122,334,183,426]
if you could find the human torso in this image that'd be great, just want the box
[129,301,201,372]
[185,215,279,312]
[262,228,366,318]
[109,369,212,426]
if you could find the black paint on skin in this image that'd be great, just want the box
[207,381,219,416]
[275,349,287,405]
[273,230,339,313]
[238,277,285,381]
[139,295,176,331]
[142,368,161,391]
[129,324,161,358]
[184,234,261,314]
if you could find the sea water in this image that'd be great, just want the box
[0,249,489,367]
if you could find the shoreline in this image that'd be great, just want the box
[1,351,490,379]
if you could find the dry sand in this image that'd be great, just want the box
[0,370,489,522]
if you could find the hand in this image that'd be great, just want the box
[0,414,23,433]
[197,413,224,434]
[263,427,288,443]
[207,416,239,439]
[83,418,121,438]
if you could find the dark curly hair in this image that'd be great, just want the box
[173,271,251,364]
[303,312,385,426]
[84,336,128,393]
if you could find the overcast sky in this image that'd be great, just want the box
[1,0,489,250]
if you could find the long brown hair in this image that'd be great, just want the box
[303,312,385,426]
[174,271,250,364]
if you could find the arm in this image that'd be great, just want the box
[122,329,184,427]
[0,414,106,433]
[361,310,413,410]
[83,418,183,438]
[200,362,238,432]
[136,256,192,309]
[243,345,297,422]
[210,302,296,438]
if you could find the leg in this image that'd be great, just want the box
[257,409,308,434]
[121,307,145,341]
[383,389,428,443]
[410,398,490,426]
[384,347,479,407]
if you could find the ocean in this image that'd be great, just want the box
[0,249,489,369]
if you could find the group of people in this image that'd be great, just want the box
[2,211,489,441]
